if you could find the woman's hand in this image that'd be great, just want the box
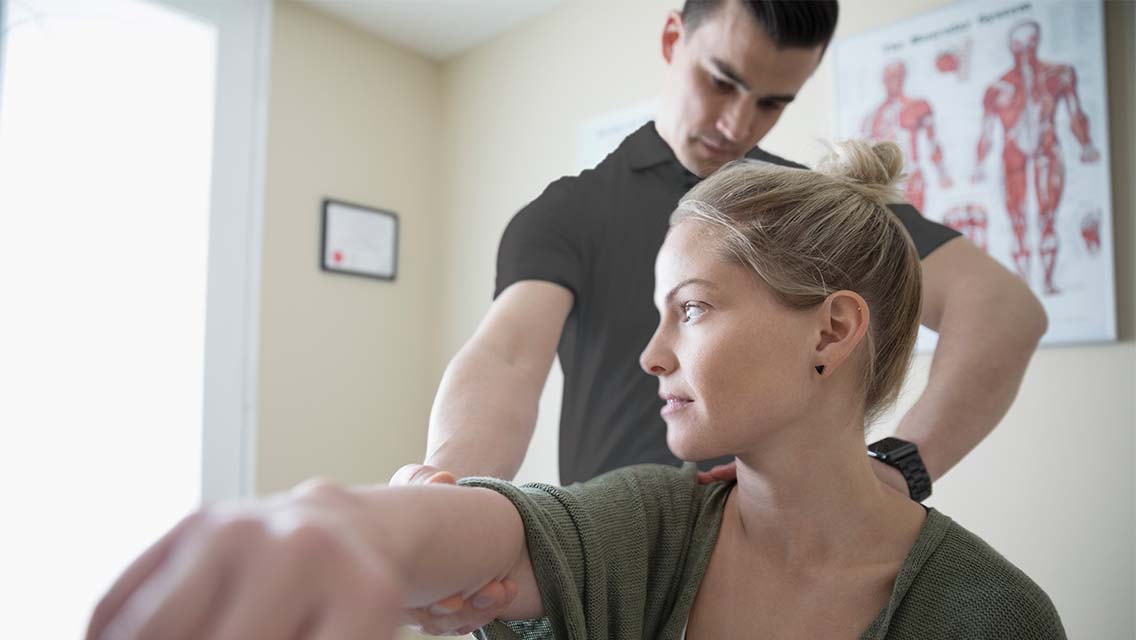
[86,480,403,640]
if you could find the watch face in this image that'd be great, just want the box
[870,437,916,459]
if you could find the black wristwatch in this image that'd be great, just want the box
[867,437,932,502]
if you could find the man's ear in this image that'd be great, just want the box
[661,11,683,64]
[813,291,870,376]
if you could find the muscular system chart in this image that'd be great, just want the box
[835,0,1116,346]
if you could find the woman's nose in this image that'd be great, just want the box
[639,332,675,376]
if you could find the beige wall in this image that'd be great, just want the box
[259,0,1134,637]
[435,0,1136,637]
[257,1,444,492]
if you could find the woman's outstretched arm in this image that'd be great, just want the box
[85,479,542,640]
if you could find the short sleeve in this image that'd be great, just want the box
[459,464,709,640]
[495,177,590,301]
[888,203,961,260]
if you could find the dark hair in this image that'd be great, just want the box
[681,0,839,51]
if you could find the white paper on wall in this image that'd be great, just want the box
[833,0,1116,348]
[576,98,659,172]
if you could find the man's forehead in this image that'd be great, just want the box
[688,20,822,95]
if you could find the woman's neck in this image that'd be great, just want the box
[728,405,923,568]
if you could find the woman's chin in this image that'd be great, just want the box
[666,428,713,462]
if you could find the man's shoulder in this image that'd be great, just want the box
[897,516,1065,638]
[520,160,620,218]
[745,147,809,171]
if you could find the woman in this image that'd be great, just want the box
[86,141,1064,640]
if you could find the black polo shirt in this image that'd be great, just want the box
[495,122,959,486]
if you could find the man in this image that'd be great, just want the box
[399,1,1047,634]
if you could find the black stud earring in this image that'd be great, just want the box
[815,365,825,375]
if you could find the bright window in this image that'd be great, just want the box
[0,0,217,636]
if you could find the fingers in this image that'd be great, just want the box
[696,462,739,484]
[86,513,202,640]
[403,579,518,636]
[426,470,458,485]
[389,463,455,487]
[431,593,466,615]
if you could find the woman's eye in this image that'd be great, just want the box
[712,76,732,92]
[681,303,705,323]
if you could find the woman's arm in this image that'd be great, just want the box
[85,480,543,640]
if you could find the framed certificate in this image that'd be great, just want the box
[320,198,399,281]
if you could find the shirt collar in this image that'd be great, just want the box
[625,120,774,176]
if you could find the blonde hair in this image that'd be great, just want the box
[671,140,921,425]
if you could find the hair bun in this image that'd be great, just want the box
[815,139,904,201]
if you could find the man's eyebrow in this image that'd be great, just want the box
[710,57,796,104]
[663,278,716,304]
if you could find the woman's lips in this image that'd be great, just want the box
[660,395,694,417]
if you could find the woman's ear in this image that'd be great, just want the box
[813,290,870,376]
[661,11,683,64]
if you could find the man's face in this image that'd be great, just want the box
[658,3,824,177]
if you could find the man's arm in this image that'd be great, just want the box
[424,280,573,480]
[890,236,1047,482]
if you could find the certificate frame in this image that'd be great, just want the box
[320,198,399,282]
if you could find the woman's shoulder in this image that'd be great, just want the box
[589,462,732,502]
[886,511,1066,639]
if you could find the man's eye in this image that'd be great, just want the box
[682,303,706,323]
[758,99,784,111]
[711,76,733,92]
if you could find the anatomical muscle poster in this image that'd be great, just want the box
[834,0,1116,346]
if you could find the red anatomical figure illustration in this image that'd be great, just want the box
[863,60,953,213]
[972,20,1100,295]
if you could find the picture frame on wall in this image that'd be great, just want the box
[320,198,399,281]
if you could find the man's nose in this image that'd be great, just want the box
[718,98,754,144]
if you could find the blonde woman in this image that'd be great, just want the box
[86,141,1063,640]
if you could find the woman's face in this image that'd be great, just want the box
[640,221,819,461]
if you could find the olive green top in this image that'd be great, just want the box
[460,463,1064,640]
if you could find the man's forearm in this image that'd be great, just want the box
[425,342,546,480]
[897,255,1046,481]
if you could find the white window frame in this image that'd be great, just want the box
[153,0,273,502]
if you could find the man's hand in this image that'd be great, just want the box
[869,458,910,496]
[696,461,738,484]
[390,463,517,635]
